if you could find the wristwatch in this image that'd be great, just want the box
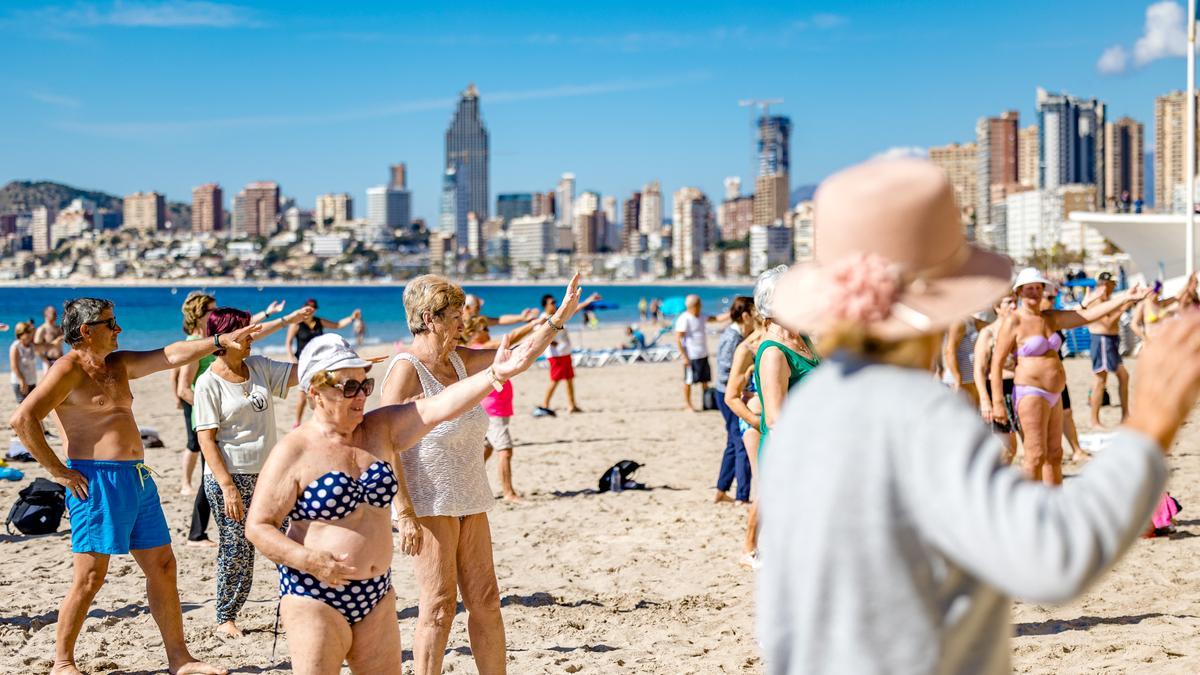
[485,367,505,392]
[547,316,564,331]
[213,333,222,349]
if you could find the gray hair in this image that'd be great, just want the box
[753,265,789,320]
[63,297,114,345]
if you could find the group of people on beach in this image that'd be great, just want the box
[7,275,589,674]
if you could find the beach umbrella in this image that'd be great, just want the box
[660,296,687,316]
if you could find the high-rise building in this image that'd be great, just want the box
[124,191,166,232]
[1154,90,1200,211]
[496,193,533,225]
[556,173,575,228]
[509,215,556,275]
[532,191,555,219]
[672,187,712,278]
[601,195,618,250]
[31,206,56,254]
[232,181,279,238]
[467,212,485,259]
[622,192,643,253]
[757,115,792,177]
[573,191,602,254]
[639,181,662,234]
[929,142,978,224]
[1037,87,1106,206]
[192,183,223,233]
[1018,125,1039,187]
[793,201,815,263]
[315,193,353,226]
[974,111,1018,231]
[429,232,457,275]
[390,163,407,189]
[753,174,789,225]
[439,167,464,242]
[1103,117,1145,211]
[719,195,754,241]
[750,224,794,276]
[366,185,411,230]
[445,83,489,237]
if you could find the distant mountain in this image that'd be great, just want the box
[790,184,817,207]
[0,180,191,229]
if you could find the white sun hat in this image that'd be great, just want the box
[1012,267,1056,291]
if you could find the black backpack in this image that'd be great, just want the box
[598,460,645,492]
[6,477,67,536]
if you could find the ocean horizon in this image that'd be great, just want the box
[1,282,752,372]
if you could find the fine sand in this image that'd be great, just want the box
[1,326,1198,674]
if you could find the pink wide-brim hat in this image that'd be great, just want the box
[773,158,1013,340]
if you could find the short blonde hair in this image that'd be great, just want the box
[404,275,466,334]
[307,370,334,389]
[182,293,215,335]
[15,321,34,337]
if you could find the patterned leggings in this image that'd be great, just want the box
[203,473,259,624]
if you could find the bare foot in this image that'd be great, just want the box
[502,492,524,503]
[713,490,734,504]
[1071,452,1090,463]
[738,552,761,570]
[186,538,217,548]
[180,484,194,495]
[568,407,583,413]
[170,657,228,675]
[217,621,243,638]
[50,661,85,675]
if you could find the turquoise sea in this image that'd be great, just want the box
[1,283,752,371]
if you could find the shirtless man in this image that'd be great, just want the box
[35,304,65,366]
[8,297,253,675]
[1081,272,1130,427]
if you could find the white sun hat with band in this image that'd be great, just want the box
[1011,267,1056,291]
[772,158,1014,340]
[297,334,376,392]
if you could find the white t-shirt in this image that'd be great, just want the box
[674,312,709,360]
[10,341,38,386]
[542,312,572,358]
[192,355,293,475]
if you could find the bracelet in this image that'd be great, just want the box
[213,333,221,349]
[485,366,505,392]
[547,316,564,331]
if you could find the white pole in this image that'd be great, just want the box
[1188,0,1196,276]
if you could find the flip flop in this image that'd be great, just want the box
[0,466,25,481]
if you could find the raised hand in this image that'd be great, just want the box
[266,300,286,316]
[287,306,315,324]
[519,308,540,322]
[492,333,538,381]
[554,273,585,323]
[219,323,265,352]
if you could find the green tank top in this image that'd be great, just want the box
[754,337,820,450]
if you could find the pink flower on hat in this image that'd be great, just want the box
[796,252,901,324]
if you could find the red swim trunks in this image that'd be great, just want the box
[548,354,575,381]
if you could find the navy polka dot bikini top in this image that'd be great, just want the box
[289,460,399,522]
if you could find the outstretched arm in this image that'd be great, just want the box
[1051,287,1149,331]
[255,306,314,341]
[459,274,586,375]
[118,323,263,380]
[320,309,361,330]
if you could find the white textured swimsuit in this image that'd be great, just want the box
[383,351,493,517]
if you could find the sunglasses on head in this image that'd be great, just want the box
[85,318,118,330]
[329,377,374,398]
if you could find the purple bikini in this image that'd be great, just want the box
[1013,333,1064,409]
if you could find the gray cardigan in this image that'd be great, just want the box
[757,353,1166,675]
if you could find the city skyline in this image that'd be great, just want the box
[0,0,1195,222]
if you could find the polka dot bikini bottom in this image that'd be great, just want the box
[278,564,392,624]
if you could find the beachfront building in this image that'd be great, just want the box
[556,173,575,229]
[639,181,662,234]
[622,192,644,254]
[929,141,978,227]
[793,200,815,263]
[315,193,353,227]
[445,84,489,234]
[496,193,533,225]
[231,181,280,239]
[1103,117,1145,211]
[574,190,603,254]
[366,185,411,230]
[532,191,555,219]
[750,223,794,276]
[509,214,555,278]
[1154,91,1200,212]
[1018,125,1039,187]
[753,174,789,226]
[192,183,223,233]
[124,191,166,233]
[758,114,792,177]
[672,187,713,278]
[1036,87,1105,207]
[974,111,1019,236]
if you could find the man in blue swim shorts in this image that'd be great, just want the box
[9,297,258,675]
[1081,272,1132,428]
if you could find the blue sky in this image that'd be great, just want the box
[0,0,1193,222]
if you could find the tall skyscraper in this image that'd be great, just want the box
[1103,117,1145,210]
[574,190,602,254]
[622,192,643,253]
[31,205,55,254]
[753,174,789,225]
[192,183,223,233]
[929,142,978,222]
[496,193,533,225]
[315,193,353,226]
[556,173,575,228]
[639,181,662,234]
[974,111,1018,231]
[1036,87,1106,206]
[757,115,792,177]
[1154,90,1200,210]
[1018,125,1039,187]
[232,181,279,239]
[123,192,166,232]
[444,83,489,239]
[439,167,465,241]
[602,195,618,250]
[672,187,712,278]
[367,185,411,230]
[719,195,754,241]
[390,163,407,189]
[532,191,555,219]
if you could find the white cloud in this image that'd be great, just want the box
[1097,45,1130,74]
[29,91,81,108]
[1098,1,1192,75]
[9,1,260,32]
[873,146,928,161]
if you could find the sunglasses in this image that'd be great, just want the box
[85,318,118,330]
[329,377,374,398]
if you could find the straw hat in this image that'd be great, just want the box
[772,158,1013,340]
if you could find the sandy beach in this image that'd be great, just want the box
[1,325,1199,674]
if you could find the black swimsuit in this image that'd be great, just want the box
[294,320,325,359]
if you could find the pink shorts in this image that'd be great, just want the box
[548,355,574,381]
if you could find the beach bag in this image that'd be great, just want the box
[702,388,720,411]
[598,460,645,492]
[6,477,67,536]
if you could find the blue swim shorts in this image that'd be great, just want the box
[66,459,171,555]
[1090,333,1122,374]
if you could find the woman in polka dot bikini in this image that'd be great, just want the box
[245,332,541,674]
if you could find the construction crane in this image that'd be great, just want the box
[738,98,784,185]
